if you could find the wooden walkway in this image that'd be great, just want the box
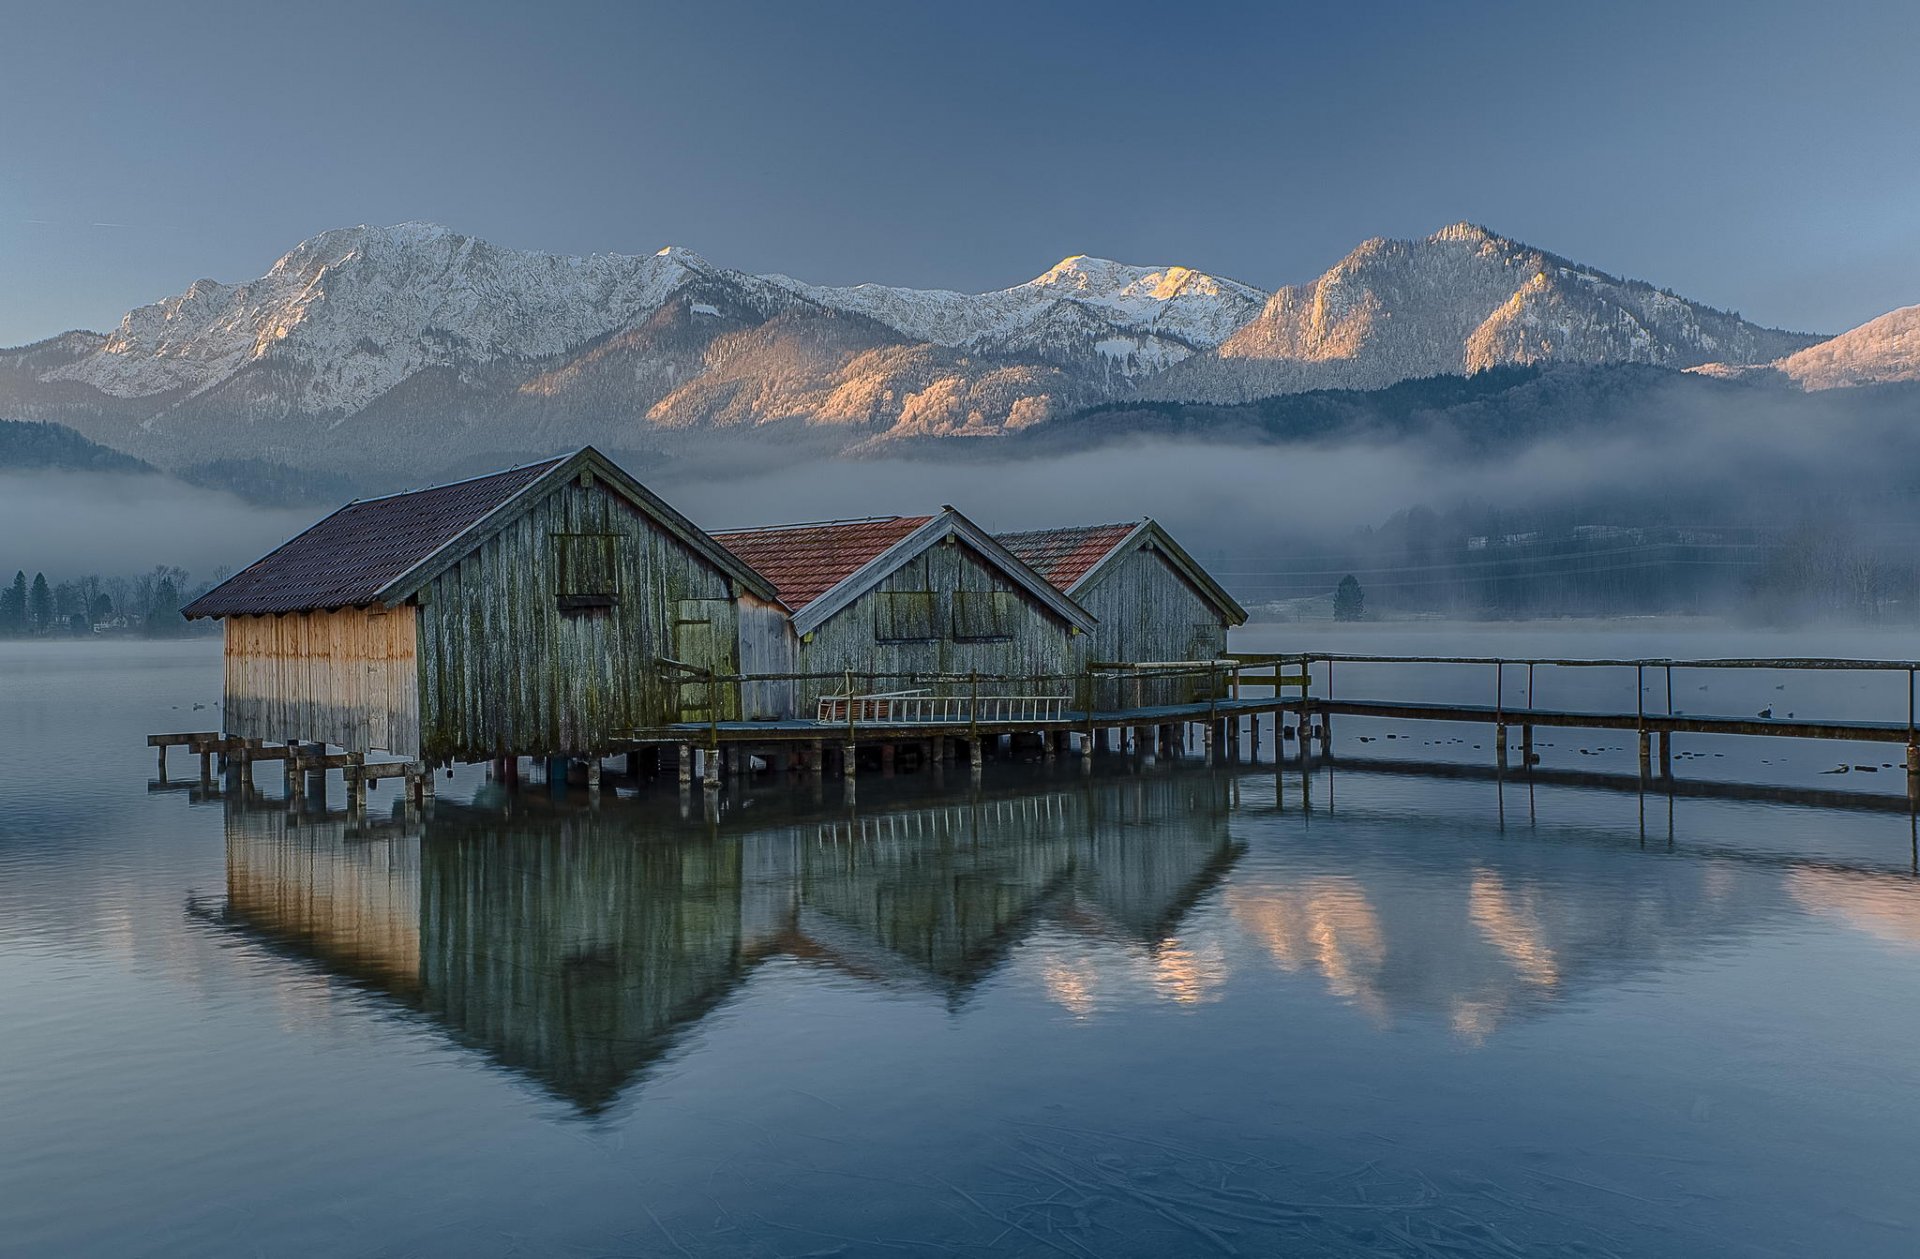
[150,652,1920,799]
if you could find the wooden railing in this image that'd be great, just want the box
[816,690,1070,725]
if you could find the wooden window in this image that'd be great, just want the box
[554,533,620,612]
[951,589,1013,641]
[874,590,936,642]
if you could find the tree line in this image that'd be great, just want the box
[0,565,225,638]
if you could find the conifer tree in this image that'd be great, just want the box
[1,570,26,635]
[28,573,53,632]
[1333,574,1366,622]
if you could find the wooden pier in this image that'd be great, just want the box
[1252,652,1920,787]
[151,652,1920,804]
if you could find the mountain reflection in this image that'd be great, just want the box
[209,773,1241,1113]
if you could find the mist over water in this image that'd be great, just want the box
[13,369,1920,623]
[0,470,315,583]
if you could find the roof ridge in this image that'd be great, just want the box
[348,454,571,505]
[996,519,1139,537]
[714,514,930,536]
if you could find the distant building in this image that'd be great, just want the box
[999,519,1247,706]
[712,509,1096,717]
[183,447,780,762]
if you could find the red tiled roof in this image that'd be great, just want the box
[712,516,934,611]
[183,459,564,618]
[997,522,1139,591]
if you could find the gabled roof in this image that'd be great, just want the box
[184,447,777,619]
[711,517,933,612]
[713,508,1096,637]
[997,522,1140,589]
[997,519,1248,626]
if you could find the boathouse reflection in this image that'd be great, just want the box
[212,772,1241,1113]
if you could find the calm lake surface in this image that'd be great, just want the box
[6,627,1920,1257]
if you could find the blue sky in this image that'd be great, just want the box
[3,0,1916,346]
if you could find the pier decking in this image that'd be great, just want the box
[152,652,1920,806]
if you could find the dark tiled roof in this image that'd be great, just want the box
[997,522,1139,591]
[183,459,564,618]
[711,516,933,612]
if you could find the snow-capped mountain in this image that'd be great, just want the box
[1148,223,1822,401]
[46,224,804,417]
[1772,304,1920,389]
[0,220,1839,475]
[765,255,1268,379]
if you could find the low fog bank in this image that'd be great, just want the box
[0,470,315,585]
[13,370,1920,628]
[657,389,1920,624]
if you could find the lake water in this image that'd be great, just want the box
[5,629,1920,1257]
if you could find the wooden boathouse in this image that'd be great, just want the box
[157,448,1286,797]
[710,509,1097,717]
[180,447,781,769]
[998,518,1247,707]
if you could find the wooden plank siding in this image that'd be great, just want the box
[413,475,746,762]
[222,605,421,755]
[1076,546,1230,708]
[792,539,1085,713]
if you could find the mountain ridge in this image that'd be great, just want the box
[0,220,1876,475]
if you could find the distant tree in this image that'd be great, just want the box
[0,570,24,635]
[68,612,90,635]
[1333,574,1366,622]
[144,576,183,637]
[52,581,80,624]
[27,573,52,632]
[89,592,113,625]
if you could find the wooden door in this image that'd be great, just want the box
[672,599,734,722]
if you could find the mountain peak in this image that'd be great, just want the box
[1029,254,1150,290]
[654,245,715,272]
[1429,221,1503,246]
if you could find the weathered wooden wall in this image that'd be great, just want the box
[414,476,745,760]
[1076,545,1230,707]
[222,605,421,755]
[736,593,796,721]
[793,540,1084,712]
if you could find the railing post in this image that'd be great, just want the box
[969,670,980,744]
[1495,659,1506,767]
[1908,667,1916,800]
[1636,663,1650,778]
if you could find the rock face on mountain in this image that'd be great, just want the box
[1146,224,1822,402]
[0,220,1835,475]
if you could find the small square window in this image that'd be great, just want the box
[554,534,621,613]
[875,591,936,642]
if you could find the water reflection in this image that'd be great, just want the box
[195,757,1920,1118]
[203,773,1243,1113]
